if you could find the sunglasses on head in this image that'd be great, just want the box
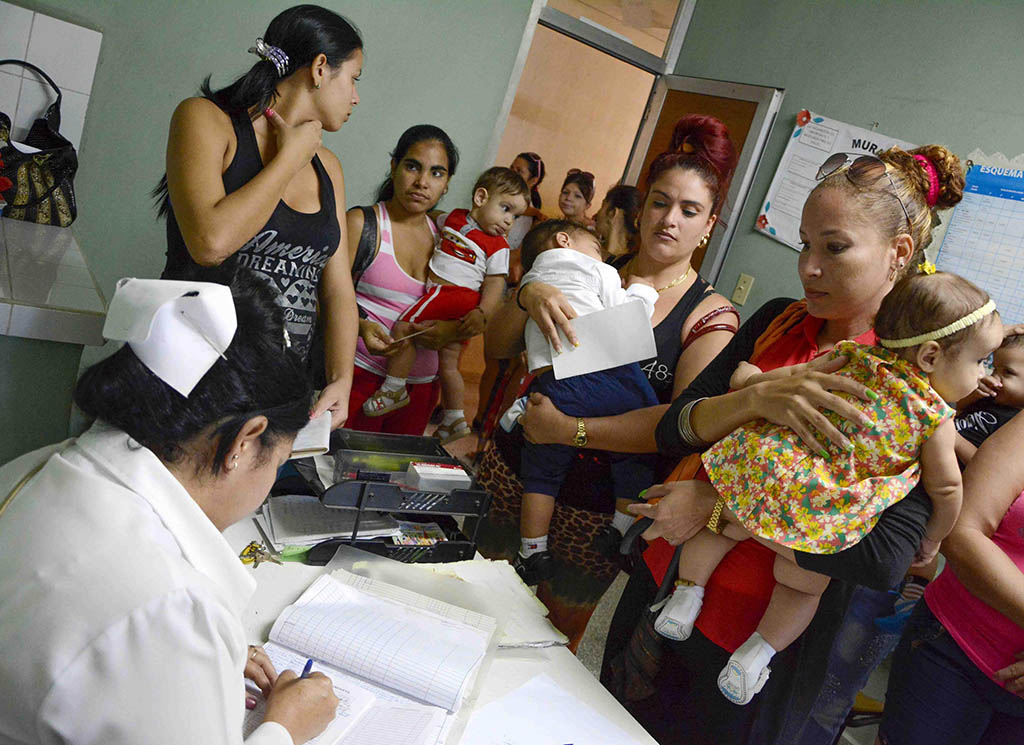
[566,168,595,185]
[816,153,912,230]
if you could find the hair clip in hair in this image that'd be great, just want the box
[283,327,292,350]
[913,154,940,207]
[248,37,290,78]
[680,140,696,154]
[917,260,937,275]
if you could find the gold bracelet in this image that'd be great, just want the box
[705,497,726,534]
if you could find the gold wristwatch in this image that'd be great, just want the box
[572,417,588,448]
[706,497,726,534]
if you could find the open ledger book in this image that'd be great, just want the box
[243,568,496,745]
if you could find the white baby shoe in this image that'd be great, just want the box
[653,582,705,641]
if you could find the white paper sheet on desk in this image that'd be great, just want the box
[461,673,645,745]
[551,300,656,380]
[411,560,568,648]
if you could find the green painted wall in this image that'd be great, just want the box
[2,0,534,462]
[676,0,1024,319]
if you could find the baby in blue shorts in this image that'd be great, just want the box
[513,219,658,585]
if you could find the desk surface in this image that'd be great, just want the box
[224,519,657,745]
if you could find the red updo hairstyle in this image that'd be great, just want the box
[644,114,738,215]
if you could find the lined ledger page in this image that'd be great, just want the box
[269,574,490,712]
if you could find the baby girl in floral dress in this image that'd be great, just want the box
[655,269,1004,705]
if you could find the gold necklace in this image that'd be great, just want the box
[624,257,693,293]
[655,265,692,293]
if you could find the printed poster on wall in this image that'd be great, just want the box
[755,110,915,250]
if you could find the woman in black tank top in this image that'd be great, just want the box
[155,5,362,429]
[475,116,741,648]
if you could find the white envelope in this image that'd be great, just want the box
[551,300,656,380]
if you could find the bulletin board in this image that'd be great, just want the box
[755,110,915,250]
[936,164,1024,325]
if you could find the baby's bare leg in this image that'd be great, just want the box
[438,342,465,411]
[385,320,417,379]
[757,554,830,652]
[677,528,738,585]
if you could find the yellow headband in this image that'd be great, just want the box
[878,299,997,349]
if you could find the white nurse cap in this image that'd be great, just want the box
[102,278,237,397]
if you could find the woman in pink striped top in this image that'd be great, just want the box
[344,125,477,434]
[878,410,1024,744]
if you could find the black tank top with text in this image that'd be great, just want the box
[162,108,340,361]
[640,274,713,402]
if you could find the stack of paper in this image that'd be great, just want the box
[260,494,400,548]
[410,560,568,648]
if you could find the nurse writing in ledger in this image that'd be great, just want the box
[0,271,336,744]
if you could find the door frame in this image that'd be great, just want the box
[484,0,698,165]
[624,76,784,284]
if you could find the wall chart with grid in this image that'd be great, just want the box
[937,165,1024,325]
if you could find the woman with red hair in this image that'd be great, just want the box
[479,115,741,648]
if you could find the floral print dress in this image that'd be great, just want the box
[702,340,953,553]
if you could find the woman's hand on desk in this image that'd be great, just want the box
[246,645,278,697]
[265,668,339,744]
[521,393,575,445]
[743,353,876,454]
[627,480,720,545]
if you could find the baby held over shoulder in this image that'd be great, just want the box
[519,219,658,373]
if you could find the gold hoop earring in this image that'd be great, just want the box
[697,232,711,251]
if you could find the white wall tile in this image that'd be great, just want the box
[0,2,34,62]
[11,75,87,148]
[25,12,102,96]
[0,70,22,128]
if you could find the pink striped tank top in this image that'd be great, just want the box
[353,202,439,383]
[926,491,1024,686]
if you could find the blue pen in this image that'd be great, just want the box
[300,658,314,678]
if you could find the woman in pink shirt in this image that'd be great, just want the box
[878,410,1024,744]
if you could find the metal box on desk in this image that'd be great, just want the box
[290,429,491,564]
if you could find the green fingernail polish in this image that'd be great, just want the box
[639,488,648,499]
[866,389,880,401]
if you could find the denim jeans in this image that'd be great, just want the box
[792,584,902,744]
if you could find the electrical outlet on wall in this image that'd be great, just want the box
[732,273,755,305]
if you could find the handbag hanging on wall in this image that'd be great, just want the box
[0,59,78,227]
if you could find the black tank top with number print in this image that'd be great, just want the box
[640,274,713,402]
[162,108,340,361]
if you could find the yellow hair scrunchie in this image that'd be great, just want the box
[917,260,937,275]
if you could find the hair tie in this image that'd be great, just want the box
[248,38,290,78]
[914,154,940,207]
[680,140,696,154]
[878,299,996,349]
[917,260,937,275]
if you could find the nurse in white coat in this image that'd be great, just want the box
[0,270,337,745]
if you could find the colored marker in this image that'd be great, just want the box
[300,658,314,678]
